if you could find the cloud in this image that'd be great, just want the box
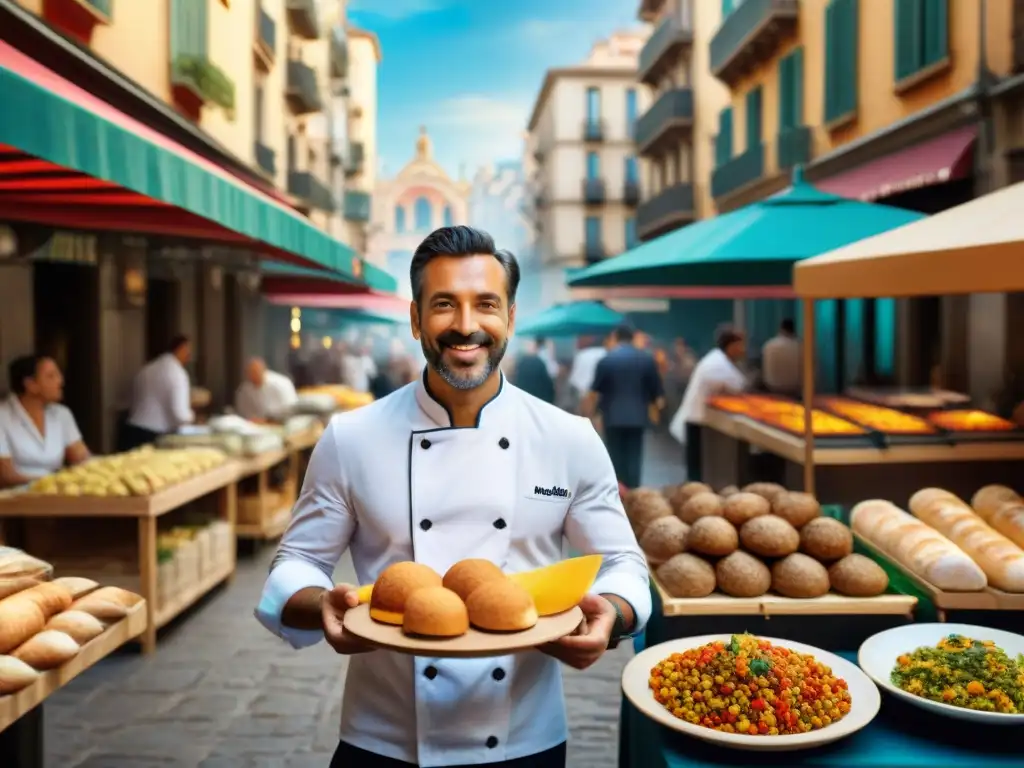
[346,0,446,21]
[429,94,533,129]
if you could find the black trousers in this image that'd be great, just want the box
[684,422,702,483]
[117,423,161,452]
[329,741,567,768]
[604,426,645,489]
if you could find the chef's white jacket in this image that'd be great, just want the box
[127,353,194,434]
[256,374,651,767]
[0,396,83,479]
[670,349,748,440]
[234,369,298,421]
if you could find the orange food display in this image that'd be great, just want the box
[926,410,1018,432]
[707,395,866,437]
[817,396,937,435]
[709,395,795,416]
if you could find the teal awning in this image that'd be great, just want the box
[338,309,405,326]
[569,168,925,289]
[516,301,624,338]
[0,39,366,281]
[260,261,398,295]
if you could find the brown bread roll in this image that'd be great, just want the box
[52,577,101,601]
[20,582,74,619]
[0,655,40,695]
[0,596,47,654]
[46,610,107,645]
[12,630,81,670]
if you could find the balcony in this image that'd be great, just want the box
[288,171,334,212]
[330,27,348,78]
[343,190,371,222]
[635,88,693,155]
[254,6,276,69]
[582,119,604,143]
[583,178,606,205]
[254,141,276,177]
[710,0,798,88]
[345,141,365,177]
[638,0,668,22]
[286,0,320,39]
[584,242,606,265]
[286,60,322,114]
[711,144,765,199]
[776,126,812,172]
[638,12,693,86]
[624,180,640,206]
[171,54,235,118]
[44,0,113,42]
[637,183,695,241]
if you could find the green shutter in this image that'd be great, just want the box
[716,107,733,166]
[894,0,923,81]
[922,0,948,67]
[824,0,858,123]
[791,46,804,128]
[745,87,762,151]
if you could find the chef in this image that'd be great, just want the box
[256,225,651,768]
[234,357,298,423]
[120,334,195,450]
[669,328,748,482]
[0,354,91,488]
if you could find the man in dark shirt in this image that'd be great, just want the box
[514,338,556,404]
[587,324,664,488]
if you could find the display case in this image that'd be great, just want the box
[926,409,1024,442]
[816,396,944,445]
[707,394,869,445]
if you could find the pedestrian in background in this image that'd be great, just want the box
[762,318,801,397]
[513,337,556,404]
[585,324,664,488]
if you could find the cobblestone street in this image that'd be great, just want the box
[42,434,683,768]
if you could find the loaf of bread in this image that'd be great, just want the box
[69,586,139,622]
[52,577,100,601]
[0,595,47,654]
[0,655,40,695]
[850,499,987,591]
[46,610,107,645]
[20,582,73,619]
[971,485,1021,517]
[0,575,41,601]
[12,630,80,670]
[909,489,1024,592]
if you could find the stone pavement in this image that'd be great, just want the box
[41,432,682,768]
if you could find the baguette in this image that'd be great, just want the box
[909,490,1024,592]
[971,485,1021,517]
[68,586,139,623]
[850,499,987,591]
[0,595,47,655]
[0,655,40,695]
[52,577,100,601]
[46,610,106,645]
[12,630,80,670]
[19,582,73,619]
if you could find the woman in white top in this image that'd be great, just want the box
[0,354,91,488]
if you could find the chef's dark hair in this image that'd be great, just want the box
[167,334,190,354]
[410,226,520,308]
[780,318,795,334]
[716,328,744,351]
[8,354,48,395]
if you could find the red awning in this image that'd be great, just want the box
[265,292,411,314]
[816,126,976,202]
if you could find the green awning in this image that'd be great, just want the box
[260,261,397,294]
[0,40,363,280]
[569,168,925,289]
[516,301,624,338]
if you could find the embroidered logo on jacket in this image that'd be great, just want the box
[534,485,572,499]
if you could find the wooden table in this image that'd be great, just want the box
[701,410,1024,504]
[234,447,297,540]
[0,463,238,654]
[0,601,148,767]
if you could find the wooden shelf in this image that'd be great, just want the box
[235,448,291,478]
[0,462,240,519]
[0,601,148,730]
[235,505,290,540]
[153,560,234,629]
[652,572,917,618]
[286,427,322,452]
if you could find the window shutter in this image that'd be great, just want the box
[745,87,762,150]
[824,1,836,121]
[825,0,858,122]
[791,46,804,128]
[779,56,792,131]
[922,0,948,67]
[716,107,733,165]
[894,0,923,82]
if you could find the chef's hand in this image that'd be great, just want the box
[321,584,375,655]
[540,593,616,670]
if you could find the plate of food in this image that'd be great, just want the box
[343,555,600,658]
[858,623,1024,723]
[622,633,879,751]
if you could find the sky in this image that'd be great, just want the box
[346,0,643,179]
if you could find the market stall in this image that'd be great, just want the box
[0,447,237,654]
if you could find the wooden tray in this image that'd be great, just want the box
[0,600,148,729]
[853,532,1024,611]
[343,604,584,658]
[651,572,916,618]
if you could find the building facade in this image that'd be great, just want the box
[635,0,731,239]
[703,0,1021,405]
[525,30,651,309]
[367,128,471,298]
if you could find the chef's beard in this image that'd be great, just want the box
[422,330,507,391]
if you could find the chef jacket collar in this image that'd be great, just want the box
[415,368,509,428]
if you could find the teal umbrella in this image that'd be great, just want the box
[515,301,624,338]
[568,167,925,289]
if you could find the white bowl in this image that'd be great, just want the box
[622,634,880,751]
[858,623,1024,725]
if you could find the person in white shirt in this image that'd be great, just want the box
[235,358,298,422]
[121,335,195,450]
[256,225,650,768]
[670,328,748,483]
[567,336,608,410]
[761,318,801,397]
[0,354,91,488]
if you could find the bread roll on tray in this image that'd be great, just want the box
[909,489,1024,593]
[850,500,987,591]
[0,595,47,655]
[13,630,80,670]
[971,485,1024,550]
[0,655,40,695]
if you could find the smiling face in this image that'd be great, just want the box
[410,254,515,391]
